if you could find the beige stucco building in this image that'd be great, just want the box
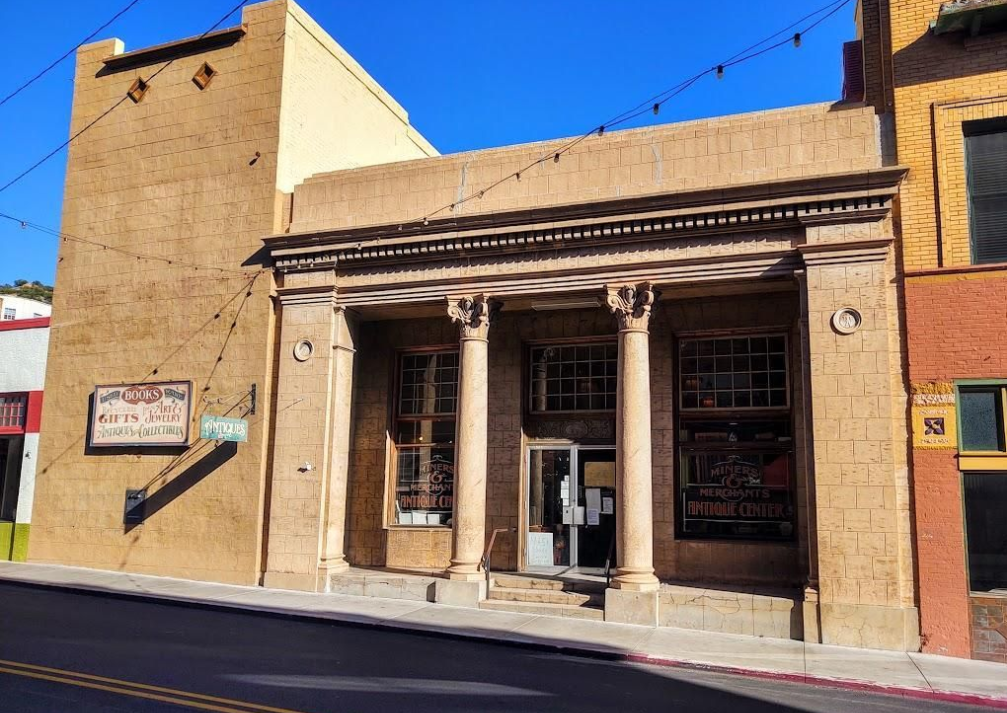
[32,0,920,651]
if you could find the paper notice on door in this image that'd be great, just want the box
[584,461,616,487]
[601,496,614,515]
[586,488,601,512]
[586,509,600,526]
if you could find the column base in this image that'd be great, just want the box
[605,588,659,626]
[434,578,486,608]
[611,568,660,592]
[445,563,484,582]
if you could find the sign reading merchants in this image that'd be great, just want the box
[90,381,192,447]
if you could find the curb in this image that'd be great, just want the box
[2,575,1006,710]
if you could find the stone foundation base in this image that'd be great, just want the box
[605,588,659,626]
[818,603,921,651]
[434,578,486,607]
[327,571,437,602]
[261,570,321,592]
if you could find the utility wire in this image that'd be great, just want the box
[0,212,262,276]
[0,0,144,109]
[408,0,854,228]
[0,0,250,196]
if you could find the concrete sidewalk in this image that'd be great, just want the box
[1,561,1005,708]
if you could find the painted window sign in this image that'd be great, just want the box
[89,382,192,447]
[199,415,248,443]
[680,451,794,539]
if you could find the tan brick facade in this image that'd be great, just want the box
[34,0,923,650]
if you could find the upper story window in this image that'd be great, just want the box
[393,351,458,527]
[2,308,14,321]
[965,119,1007,264]
[529,342,617,413]
[958,383,1007,453]
[680,335,788,410]
[0,394,27,431]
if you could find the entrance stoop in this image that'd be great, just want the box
[480,573,606,620]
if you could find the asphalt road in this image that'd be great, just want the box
[0,582,992,713]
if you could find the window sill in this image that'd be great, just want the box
[387,524,452,531]
[959,454,1007,470]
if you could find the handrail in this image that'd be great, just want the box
[481,527,516,589]
[604,531,617,588]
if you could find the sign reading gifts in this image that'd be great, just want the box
[90,381,192,447]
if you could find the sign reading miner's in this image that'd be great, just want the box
[683,455,793,528]
[90,381,192,447]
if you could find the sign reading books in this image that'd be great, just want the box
[200,415,249,443]
[90,381,192,447]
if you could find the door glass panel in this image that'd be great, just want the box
[527,449,571,567]
[577,449,617,569]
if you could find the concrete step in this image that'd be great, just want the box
[488,586,603,607]
[479,599,605,621]
[492,574,606,594]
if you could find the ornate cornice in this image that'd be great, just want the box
[263,167,907,271]
[606,283,657,332]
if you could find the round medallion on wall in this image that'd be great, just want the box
[293,339,314,362]
[831,308,863,335]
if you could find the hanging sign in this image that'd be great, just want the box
[200,415,249,443]
[90,381,192,447]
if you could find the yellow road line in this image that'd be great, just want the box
[0,659,314,713]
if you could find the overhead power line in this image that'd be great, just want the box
[0,0,145,109]
[0,0,251,196]
[406,0,854,229]
[0,212,262,277]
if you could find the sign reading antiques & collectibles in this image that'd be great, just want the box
[199,415,249,443]
[90,381,192,447]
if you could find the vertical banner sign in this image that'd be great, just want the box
[90,381,192,447]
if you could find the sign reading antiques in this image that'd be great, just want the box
[90,381,192,447]
[683,456,792,524]
[200,415,249,443]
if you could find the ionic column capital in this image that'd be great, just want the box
[605,283,658,332]
[446,294,502,340]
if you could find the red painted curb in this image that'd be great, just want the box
[624,653,1007,710]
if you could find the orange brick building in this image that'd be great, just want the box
[858,0,1007,661]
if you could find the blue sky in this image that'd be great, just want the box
[0,0,854,285]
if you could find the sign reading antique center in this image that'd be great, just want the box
[683,456,792,525]
[200,415,249,443]
[90,381,192,447]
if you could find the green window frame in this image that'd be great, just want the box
[956,380,1007,455]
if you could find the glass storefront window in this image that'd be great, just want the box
[959,386,1006,453]
[680,335,788,410]
[677,331,794,541]
[393,351,457,526]
[529,343,617,412]
[964,472,1007,592]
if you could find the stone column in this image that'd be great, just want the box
[443,295,500,584]
[605,283,660,595]
[318,307,357,577]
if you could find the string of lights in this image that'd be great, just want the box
[406,0,854,229]
[0,212,262,277]
[0,0,144,109]
[0,0,251,196]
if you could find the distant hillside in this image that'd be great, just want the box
[0,279,53,304]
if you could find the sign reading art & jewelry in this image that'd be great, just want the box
[90,381,192,447]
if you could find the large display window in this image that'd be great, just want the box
[677,334,795,541]
[392,351,458,526]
